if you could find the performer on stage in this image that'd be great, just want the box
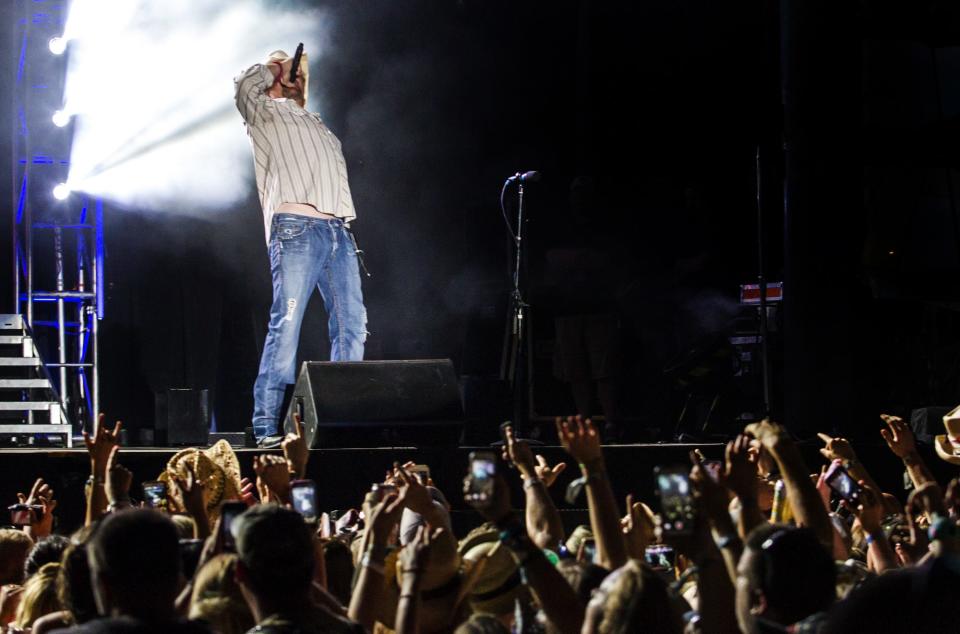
[235,48,367,448]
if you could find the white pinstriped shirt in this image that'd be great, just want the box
[234,64,356,244]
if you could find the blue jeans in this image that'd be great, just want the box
[252,214,366,438]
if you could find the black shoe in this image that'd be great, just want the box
[256,435,284,449]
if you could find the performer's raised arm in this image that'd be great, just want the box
[233,62,282,125]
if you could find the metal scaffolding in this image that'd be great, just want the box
[4,0,104,446]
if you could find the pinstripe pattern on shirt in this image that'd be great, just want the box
[234,64,356,243]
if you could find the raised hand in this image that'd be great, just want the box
[83,414,122,476]
[172,462,208,523]
[720,434,758,501]
[501,425,537,477]
[368,492,406,548]
[104,446,132,507]
[815,463,834,512]
[534,454,567,488]
[690,452,733,529]
[621,493,655,559]
[879,414,916,459]
[745,418,790,450]
[394,462,433,516]
[239,477,259,507]
[253,454,292,503]
[399,525,444,574]
[283,414,309,479]
[816,432,857,463]
[555,416,603,467]
[847,481,883,535]
[18,478,56,539]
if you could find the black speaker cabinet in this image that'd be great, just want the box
[282,359,464,448]
[155,388,210,447]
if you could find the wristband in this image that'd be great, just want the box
[523,477,544,491]
[86,475,105,487]
[864,532,878,547]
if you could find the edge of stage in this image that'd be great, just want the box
[0,441,926,536]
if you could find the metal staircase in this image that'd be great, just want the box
[0,314,71,446]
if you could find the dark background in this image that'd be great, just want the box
[3,0,960,442]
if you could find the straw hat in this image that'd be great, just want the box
[158,440,243,521]
[935,405,960,465]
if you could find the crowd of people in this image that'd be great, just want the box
[1,409,959,634]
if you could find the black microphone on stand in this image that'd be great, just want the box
[505,170,541,184]
[289,43,304,83]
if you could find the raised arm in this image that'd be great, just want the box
[879,414,936,489]
[747,420,833,548]
[502,425,565,550]
[464,472,584,634]
[234,62,281,125]
[721,435,766,539]
[348,492,405,630]
[556,416,628,570]
[818,432,884,498]
[83,414,122,526]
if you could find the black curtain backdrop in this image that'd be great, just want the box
[4,1,958,439]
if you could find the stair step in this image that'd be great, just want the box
[0,424,70,433]
[0,315,24,330]
[0,379,51,389]
[0,401,60,411]
[0,358,40,366]
[0,336,25,345]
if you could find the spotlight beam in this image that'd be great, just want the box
[72,103,236,185]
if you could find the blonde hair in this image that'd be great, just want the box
[15,562,61,628]
[0,529,34,585]
[189,554,253,634]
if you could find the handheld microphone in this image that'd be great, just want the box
[506,170,540,184]
[289,43,304,83]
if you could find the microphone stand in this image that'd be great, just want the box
[500,176,530,433]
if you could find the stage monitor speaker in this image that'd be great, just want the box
[155,388,210,447]
[283,359,463,448]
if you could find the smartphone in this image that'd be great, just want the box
[370,482,397,505]
[220,501,246,553]
[466,451,497,506]
[8,504,42,527]
[291,480,318,522]
[644,544,676,570]
[825,463,862,505]
[654,466,695,535]
[142,481,168,511]
[409,464,431,485]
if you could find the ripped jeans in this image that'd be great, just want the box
[252,214,366,438]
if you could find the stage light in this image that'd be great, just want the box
[53,183,71,200]
[52,110,71,127]
[48,36,67,55]
[62,0,329,212]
